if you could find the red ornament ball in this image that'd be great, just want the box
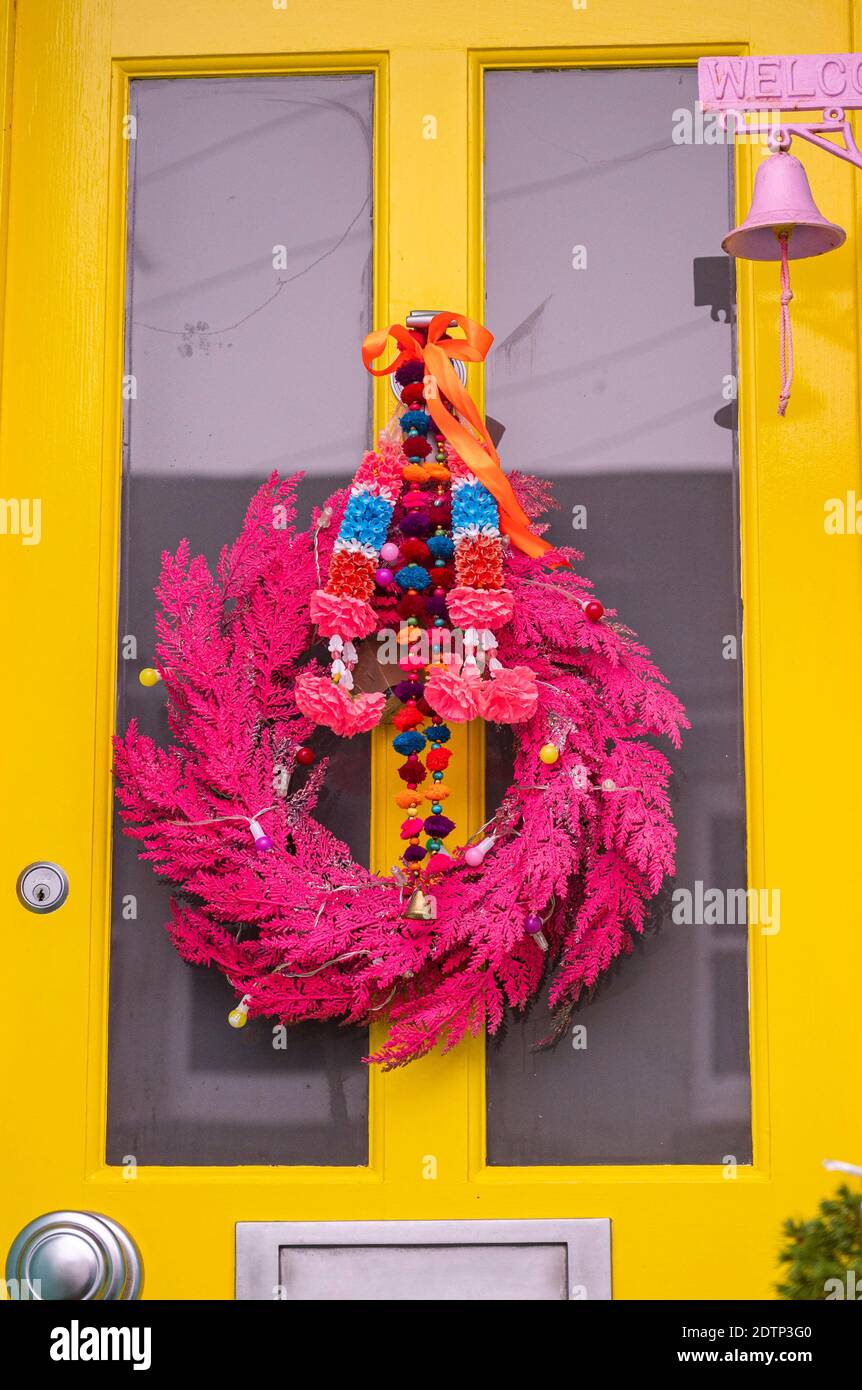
[584,600,604,623]
[296,746,315,767]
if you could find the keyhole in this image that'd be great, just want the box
[33,884,49,903]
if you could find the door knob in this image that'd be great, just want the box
[5,1211,142,1300]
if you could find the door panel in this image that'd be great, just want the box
[108,73,373,1167]
[482,65,750,1166]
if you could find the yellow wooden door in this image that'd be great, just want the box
[2,0,861,1302]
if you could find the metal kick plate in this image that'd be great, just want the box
[236,1219,611,1301]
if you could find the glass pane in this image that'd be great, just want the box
[107,75,374,1165]
[484,67,751,1165]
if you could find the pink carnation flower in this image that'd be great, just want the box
[424,663,482,722]
[310,590,377,639]
[294,672,384,737]
[446,585,514,632]
[476,665,538,725]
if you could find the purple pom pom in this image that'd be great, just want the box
[400,510,430,537]
[395,359,425,386]
[426,594,448,618]
[424,814,455,838]
[403,843,427,863]
[393,679,424,702]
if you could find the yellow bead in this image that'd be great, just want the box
[539,743,560,765]
[138,667,161,687]
[332,672,340,684]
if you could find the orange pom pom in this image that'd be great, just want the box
[395,791,420,809]
[423,784,451,801]
[402,463,429,483]
[425,462,450,482]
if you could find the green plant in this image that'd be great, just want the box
[777,1184,862,1300]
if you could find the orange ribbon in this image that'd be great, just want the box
[362,311,553,560]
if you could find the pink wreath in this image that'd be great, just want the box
[113,472,687,1067]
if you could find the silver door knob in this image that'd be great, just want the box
[6,1211,142,1300]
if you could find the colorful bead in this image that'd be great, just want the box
[539,743,560,765]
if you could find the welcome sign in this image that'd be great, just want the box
[698,54,862,112]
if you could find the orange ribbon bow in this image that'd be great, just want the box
[361,311,553,560]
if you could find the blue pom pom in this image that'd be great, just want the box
[427,534,454,561]
[425,724,451,743]
[393,730,426,755]
[395,563,431,592]
[400,410,431,435]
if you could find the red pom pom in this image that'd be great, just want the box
[296,747,315,767]
[402,435,431,459]
[400,382,425,407]
[397,756,427,783]
[396,594,427,620]
[393,701,425,731]
[416,697,434,718]
[584,599,604,623]
[429,564,454,590]
[400,539,431,565]
[426,747,452,772]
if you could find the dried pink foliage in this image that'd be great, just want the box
[113,471,688,1068]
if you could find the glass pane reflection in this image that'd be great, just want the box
[484,67,751,1165]
[107,76,374,1166]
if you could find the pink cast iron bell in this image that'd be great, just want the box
[723,148,846,415]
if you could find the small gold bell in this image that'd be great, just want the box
[404,888,436,921]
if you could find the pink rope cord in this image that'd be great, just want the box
[778,231,794,416]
